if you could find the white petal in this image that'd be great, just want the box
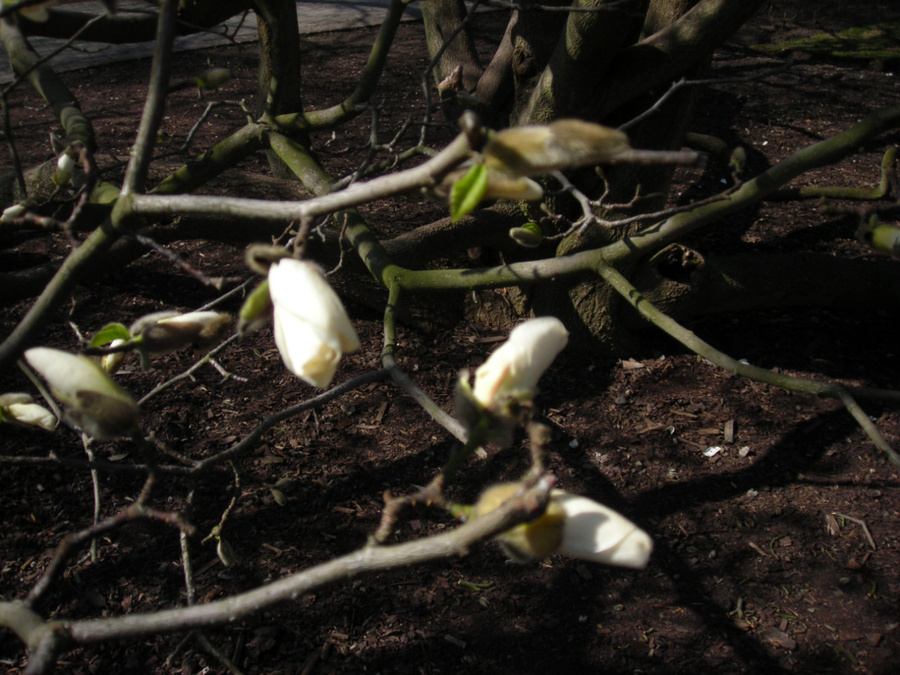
[269,260,359,349]
[101,339,127,373]
[273,308,342,388]
[0,392,34,407]
[473,317,568,408]
[553,491,653,569]
[7,402,57,431]
[157,310,225,327]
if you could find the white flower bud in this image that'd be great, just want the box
[473,483,653,569]
[54,151,76,186]
[484,120,630,177]
[1,203,27,223]
[268,259,361,388]
[24,347,139,439]
[472,317,568,411]
[551,491,652,568]
[101,339,128,374]
[0,393,57,431]
[130,311,231,354]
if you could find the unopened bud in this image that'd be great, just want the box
[131,311,231,354]
[509,222,543,248]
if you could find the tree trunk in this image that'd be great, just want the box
[420,0,483,90]
[254,0,307,179]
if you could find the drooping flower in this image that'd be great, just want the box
[24,347,139,439]
[0,393,57,431]
[472,317,569,412]
[472,483,653,569]
[268,258,361,388]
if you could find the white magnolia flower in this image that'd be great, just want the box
[473,483,653,569]
[0,393,57,431]
[472,317,568,410]
[550,491,652,568]
[268,258,361,388]
[24,347,139,439]
[130,310,231,354]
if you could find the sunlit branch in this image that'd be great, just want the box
[57,479,552,643]
[128,131,472,223]
[119,0,177,196]
[275,0,408,131]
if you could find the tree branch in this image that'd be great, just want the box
[44,479,552,644]
[597,264,900,467]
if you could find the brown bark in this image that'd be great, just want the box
[420,0,484,90]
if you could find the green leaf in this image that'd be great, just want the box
[450,164,488,222]
[90,323,131,347]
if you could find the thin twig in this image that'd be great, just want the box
[62,479,553,643]
[137,334,241,406]
[620,62,794,132]
[81,434,101,562]
[832,512,877,550]
[382,282,467,441]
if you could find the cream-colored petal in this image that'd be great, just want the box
[553,491,652,569]
[268,259,360,353]
[0,392,33,407]
[473,317,568,409]
[7,402,57,431]
[273,308,342,388]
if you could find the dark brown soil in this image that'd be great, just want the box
[2,2,900,674]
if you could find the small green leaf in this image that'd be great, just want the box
[238,279,272,335]
[90,323,131,348]
[450,164,488,222]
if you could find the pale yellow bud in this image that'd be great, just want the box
[130,311,231,354]
[0,393,57,431]
[484,120,630,177]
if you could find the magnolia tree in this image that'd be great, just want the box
[2,0,900,672]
